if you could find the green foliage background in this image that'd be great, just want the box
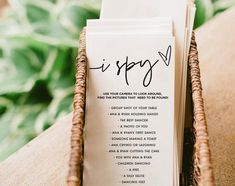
[0,0,234,162]
[0,0,100,161]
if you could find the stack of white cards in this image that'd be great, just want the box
[83,0,196,186]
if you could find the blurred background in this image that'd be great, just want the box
[0,0,234,162]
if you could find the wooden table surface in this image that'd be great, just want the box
[0,6,235,186]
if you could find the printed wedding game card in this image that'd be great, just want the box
[83,0,196,186]
[100,0,196,175]
[83,28,175,185]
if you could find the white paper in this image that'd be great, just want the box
[101,0,187,100]
[87,18,172,27]
[84,1,196,185]
[178,3,196,172]
[87,18,172,35]
[83,33,175,186]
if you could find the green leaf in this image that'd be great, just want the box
[0,97,13,116]
[34,110,52,134]
[25,4,50,23]
[0,49,3,58]
[55,94,73,118]
[32,21,78,47]
[0,46,44,95]
[17,105,46,134]
[59,4,99,36]
[213,0,235,15]
[48,89,73,120]
[24,80,52,105]
[0,110,14,142]
[46,48,76,95]
[195,0,214,28]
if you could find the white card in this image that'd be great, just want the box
[87,19,173,35]
[83,33,175,186]
[178,3,196,172]
[100,0,187,168]
[100,0,187,86]
[87,18,172,27]
[84,1,196,186]
[87,28,172,36]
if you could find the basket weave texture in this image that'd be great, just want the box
[67,29,215,186]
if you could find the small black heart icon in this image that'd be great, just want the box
[158,45,172,66]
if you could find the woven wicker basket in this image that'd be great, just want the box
[67,29,215,186]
